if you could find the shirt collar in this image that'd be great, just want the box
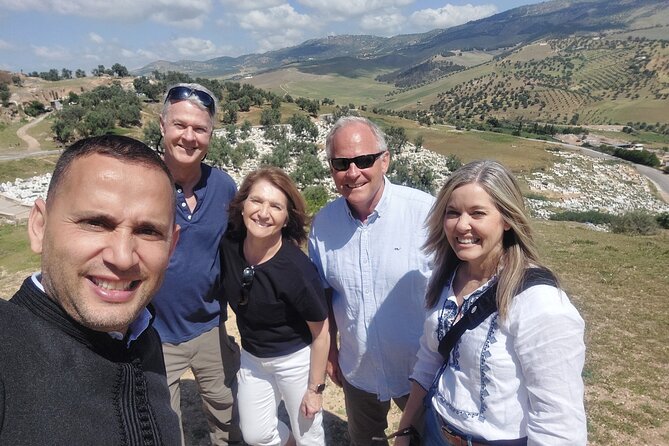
[31,272,152,347]
[344,176,391,224]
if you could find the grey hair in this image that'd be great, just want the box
[161,82,218,125]
[325,116,388,158]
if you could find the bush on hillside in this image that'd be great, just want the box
[655,212,669,229]
[613,148,660,167]
[303,185,329,216]
[610,211,660,235]
[24,101,46,117]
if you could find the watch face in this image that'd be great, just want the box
[316,383,326,394]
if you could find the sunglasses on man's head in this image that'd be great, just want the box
[238,266,255,306]
[165,86,216,116]
[329,152,385,172]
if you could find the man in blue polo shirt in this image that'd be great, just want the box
[152,83,241,445]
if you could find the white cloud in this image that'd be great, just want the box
[218,0,283,11]
[238,4,311,31]
[137,48,160,60]
[297,0,414,18]
[88,32,104,44]
[171,37,219,57]
[0,0,212,23]
[360,11,404,34]
[409,3,497,30]
[0,39,13,50]
[31,44,71,61]
[256,28,305,52]
[234,4,314,52]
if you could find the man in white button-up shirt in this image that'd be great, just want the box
[309,116,435,446]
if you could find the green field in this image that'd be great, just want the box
[0,121,28,152]
[247,68,394,107]
[0,155,59,182]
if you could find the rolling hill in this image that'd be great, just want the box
[135,0,669,80]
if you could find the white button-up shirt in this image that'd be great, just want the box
[309,179,434,400]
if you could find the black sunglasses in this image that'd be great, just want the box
[165,86,216,116]
[239,266,255,306]
[329,152,385,172]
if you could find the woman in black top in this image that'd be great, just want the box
[220,167,329,446]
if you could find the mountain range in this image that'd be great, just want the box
[135,0,669,79]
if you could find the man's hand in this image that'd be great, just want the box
[326,347,342,387]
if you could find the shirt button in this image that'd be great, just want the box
[177,189,182,193]
[187,215,192,220]
[181,202,186,207]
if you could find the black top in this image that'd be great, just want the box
[220,237,327,358]
[0,277,180,446]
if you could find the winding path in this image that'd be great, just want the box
[15,112,50,151]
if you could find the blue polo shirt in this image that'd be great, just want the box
[152,163,237,344]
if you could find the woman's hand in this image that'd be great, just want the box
[299,390,323,418]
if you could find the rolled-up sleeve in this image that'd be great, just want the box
[510,285,587,445]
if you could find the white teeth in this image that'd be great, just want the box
[457,237,479,244]
[92,278,135,291]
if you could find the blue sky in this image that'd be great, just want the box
[0,0,544,73]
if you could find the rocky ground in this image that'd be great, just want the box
[3,123,667,225]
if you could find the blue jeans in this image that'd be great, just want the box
[422,383,456,446]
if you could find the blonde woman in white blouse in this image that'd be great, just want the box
[394,160,586,446]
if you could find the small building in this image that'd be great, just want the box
[50,100,63,111]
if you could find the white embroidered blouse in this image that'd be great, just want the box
[410,276,587,445]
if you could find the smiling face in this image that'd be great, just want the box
[443,182,510,276]
[242,179,289,246]
[329,121,389,221]
[29,154,179,333]
[160,100,213,168]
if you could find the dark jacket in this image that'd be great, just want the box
[0,277,180,446]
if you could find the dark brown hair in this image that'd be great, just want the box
[227,167,308,246]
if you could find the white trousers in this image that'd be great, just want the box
[238,345,325,446]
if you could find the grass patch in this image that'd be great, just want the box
[523,191,551,201]
[0,156,59,183]
[0,121,27,152]
[550,210,615,225]
[0,224,39,275]
[534,221,669,445]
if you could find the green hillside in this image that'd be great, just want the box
[395,36,669,127]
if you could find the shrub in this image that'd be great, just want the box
[610,211,660,235]
[656,212,669,229]
[24,101,46,117]
[303,185,329,216]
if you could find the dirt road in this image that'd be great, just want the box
[15,113,50,151]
